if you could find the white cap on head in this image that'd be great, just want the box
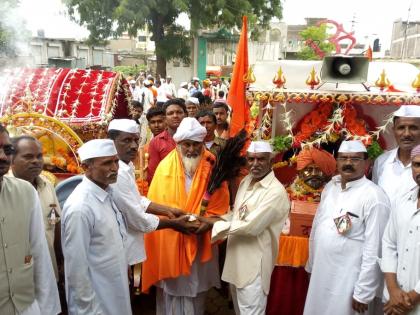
[393,105,420,118]
[338,140,367,153]
[192,77,200,81]
[247,141,273,153]
[173,117,207,143]
[78,139,117,162]
[129,80,136,84]
[187,97,199,105]
[144,80,152,86]
[180,81,188,88]
[108,119,138,134]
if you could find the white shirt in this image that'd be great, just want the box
[130,86,142,102]
[372,148,417,203]
[111,160,159,265]
[139,87,154,112]
[62,177,132,315]
[177,88,189,100]
[381,186,420,314]
[212,171,290,294]
[164,82,177,98]
[304,176,390,315]
[20,185,61,315]
[157,85,169,103]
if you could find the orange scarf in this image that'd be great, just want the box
[141,149,229,292]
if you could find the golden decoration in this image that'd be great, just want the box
[375,69,391,91]
[243,66,256,84]
[273,67,286,89]
[305,67,320,90]
[412,72,420,93]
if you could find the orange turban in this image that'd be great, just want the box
[296,147,336,176]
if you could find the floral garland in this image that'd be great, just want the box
[50,147,83,174]
[136,178,149,196]
[286,178,324,202]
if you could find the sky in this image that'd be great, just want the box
[14,0,420,50]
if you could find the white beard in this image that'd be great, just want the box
[177,146,201,176]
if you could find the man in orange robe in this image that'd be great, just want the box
[142,117,230,315]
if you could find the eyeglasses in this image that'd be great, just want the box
[0,145,15,156]
[336,157,365,162]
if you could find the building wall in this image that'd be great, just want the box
[390,20,420,59]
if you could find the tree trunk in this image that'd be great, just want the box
[155,42,167,78]
[151,14,166,78]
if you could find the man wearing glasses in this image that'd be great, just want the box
[304,140,390,315]
[0,123,60,315]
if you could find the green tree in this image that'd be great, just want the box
[297,24,335,60]
[64,0,282,76]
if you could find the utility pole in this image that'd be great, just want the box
[401,0,413,61]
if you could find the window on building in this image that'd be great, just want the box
[269,29,281,42]
[138,36,147,42]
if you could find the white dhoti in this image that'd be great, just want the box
[156,243,220,315]
[230,274,267,315]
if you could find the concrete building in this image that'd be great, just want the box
[390,19,420,59]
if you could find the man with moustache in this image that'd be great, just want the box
[142,118,230,315]
[211,141,290,315]
[147,98,187,182]
[381,144,420,315]
[373,105,420,203]
[289,147,337,202]
[196,110,226,156]
[304,140,390,315]
[10,136,62,280]
[0,124,60,315]
[62,139,131,315]
[107,119,198,269]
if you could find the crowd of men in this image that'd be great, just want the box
[0,71,420,315]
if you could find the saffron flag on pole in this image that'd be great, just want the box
[228,16,250,137]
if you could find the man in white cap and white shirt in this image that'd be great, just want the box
[211,141,290,315]
[61,139,131,315]
[177,82,189,100]
[304,140,390,315]
[0,124,61,315]
[141,117,230,315]
[163,75,177,98]
[107,119,201,268]
[139,80,155,112]
[381,144,420,315]
[372,105,420,203]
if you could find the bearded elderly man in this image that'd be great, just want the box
[62,140,132,315]
[381,144,420,315]
[211,141,290,315]
[0,124,60,315]
[142,117,230,315]
[304,140,390,315]
[289,147,337,202]
[373,105,420,203]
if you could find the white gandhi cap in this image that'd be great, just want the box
[173,117,207,143]
[78,139,117,162]
[247,141,273,153]
[393,105,420,118]
[108,119,138,134]
[338,140,367,153]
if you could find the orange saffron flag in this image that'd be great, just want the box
[365,45,373,61]
[228,16,250,137]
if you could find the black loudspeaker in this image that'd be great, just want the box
[320,55,369,85]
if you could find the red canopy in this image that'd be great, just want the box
[0,68,130,124]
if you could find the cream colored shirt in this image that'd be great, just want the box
[7,173,61,280]
[212,171,290,294]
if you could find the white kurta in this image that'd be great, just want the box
[381,187,420,314]
[304,176,390,315]
[62,177,132,315]
[111,160,159,265]
[372,148,417,203]
[22,187,61,315]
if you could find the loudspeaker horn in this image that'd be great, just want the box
[320,55,369,85]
